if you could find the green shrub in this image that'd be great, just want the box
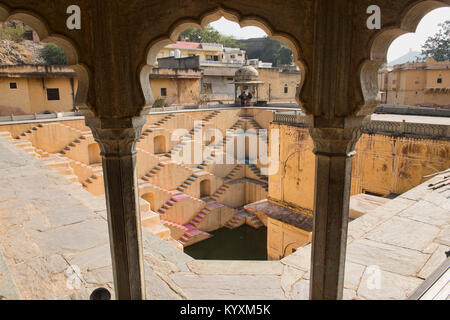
[40,43,67,65]
[152,98,168,109]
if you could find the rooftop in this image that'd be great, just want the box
[0,65,77,78]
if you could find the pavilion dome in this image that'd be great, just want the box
[235,65,259,82]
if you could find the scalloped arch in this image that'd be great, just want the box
[0,4,90,112]
[358,0,449,116]
[139,7,307,109]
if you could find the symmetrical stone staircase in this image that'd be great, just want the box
[185,204,216,228]
[224,165,243,182]
[157,195,179,215]
[59,136,88,156]
[160,220,189,239]
[1,131,41,158]
[16,124,43,138]
[137,127,154,143]
[246,213,264,229]
[248,164,268,183]
[40,156,80,184]
[178,228,212,247]
[153,114,175,126]
[241,116,263,131]
[209,183,231,202]
[141,162,167,182]
[177,170,200,193]
[225,212,247,229]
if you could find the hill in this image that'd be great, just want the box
[388,50,422,66]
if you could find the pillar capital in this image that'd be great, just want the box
[309,116,369,155]
[86,115,146,157]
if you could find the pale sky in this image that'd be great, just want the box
[209,8,450,63]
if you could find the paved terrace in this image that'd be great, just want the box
[0,136,448,300]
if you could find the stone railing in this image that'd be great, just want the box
[0,111,83,123]
[364,120,449,139]
[272,112,308,126]
[273,112,450,139]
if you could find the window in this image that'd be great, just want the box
[46,88,60,101]
[230,54,235,59]
[160,88,167,97]
[437,78,443,84]
[9,82,17,89]
[238,54,243,57]
[284,85,288,94]
[415,81,420,84]
[227,77,234,81]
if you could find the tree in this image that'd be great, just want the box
[40,43,67,65]
[276,47,294,66]
[421,20,450,62]
[180,26,246,49]
[246,37,293,66]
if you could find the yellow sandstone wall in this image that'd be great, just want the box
[258,69,301,104]
[0,77,78,114]
[270,123,450,215]
[267,217,312,261]
[150,78,200,106]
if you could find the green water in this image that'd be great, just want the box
[184,225,268,260]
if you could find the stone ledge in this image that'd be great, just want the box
[187,260,283,275]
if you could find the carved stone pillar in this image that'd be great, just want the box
[309,118,364,300]
[86,115,146,300]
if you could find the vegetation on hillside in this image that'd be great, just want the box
[0,21,67,65]
[180,26,247,50]
[180,26,294,66]
[242,36,293,67]
[421,20,450,62]
[0,22,28,43]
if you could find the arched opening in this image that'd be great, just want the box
[361,3,450,113]
[200,179,211,198]
[141,9,306,111]
[141,193,155,211]
[153,135,167,154]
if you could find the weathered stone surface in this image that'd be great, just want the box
[280,245,311,271]
[0,140,188,299]
[31,219,109,255]
[343,262,366,291]
[357,268,423,300]
[348,197,417,241]
[144,264,183,300]
[436,226,450,247]
[170,273,284,300]
[365,217,440,251]
[418,245,449,280]
[0,250,21,300]
[290,279,310,300]
[142,229,193,273]
[188,260,283,275]
[83,266,113,287]
[280,265,305,298]
[65,244,112,273]
[346,239,429,277]
[400,200,450,227]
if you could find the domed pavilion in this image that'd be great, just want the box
[232,64,264,106]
